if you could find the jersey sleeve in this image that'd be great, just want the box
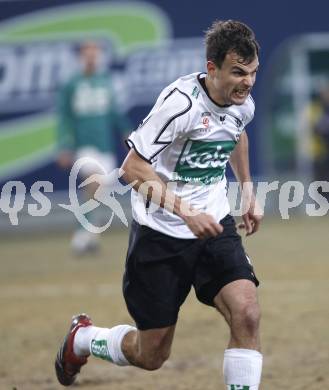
[126,87,192,162]
[243,95,255,130]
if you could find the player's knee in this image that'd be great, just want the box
[140,352,169,371]
[233,301,261,333]
[137,331,172,370]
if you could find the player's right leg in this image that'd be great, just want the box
[75,322,175,370]
[55,315,175,386]
[121,325,176,370]
[55,220,197,385]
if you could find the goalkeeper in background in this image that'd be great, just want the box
[56,41,131,254]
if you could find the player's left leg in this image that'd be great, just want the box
[194,214,262,390]
[214,279,260,349]
[214,279,262,390]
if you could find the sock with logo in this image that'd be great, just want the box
[74,324,136,366]
[223,348,263,390]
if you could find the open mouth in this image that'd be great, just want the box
[233,89,249,99]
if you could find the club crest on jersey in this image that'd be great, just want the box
[202,117,209,128]
[201,112,211,128]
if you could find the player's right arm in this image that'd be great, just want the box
[121,149,223,239]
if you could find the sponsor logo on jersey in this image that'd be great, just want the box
[73,82,111,115]
[174,139,236,184]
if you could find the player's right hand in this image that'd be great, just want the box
[183,212,223,239]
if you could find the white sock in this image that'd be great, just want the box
[74,326,101,356]
[74,324,136,366]
[223,348,263,390]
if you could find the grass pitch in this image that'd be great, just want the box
[0,216,328,390]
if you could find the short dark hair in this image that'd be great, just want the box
[205,20,260,68]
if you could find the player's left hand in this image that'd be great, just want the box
[238,192,263,236]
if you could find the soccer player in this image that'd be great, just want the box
[56,40,131,254]
[55,20,263,389]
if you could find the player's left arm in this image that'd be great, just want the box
[229,131,263,236]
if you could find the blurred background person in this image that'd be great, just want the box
[312,84,329,190]
[56,41,132,255]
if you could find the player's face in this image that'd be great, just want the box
[207,52,259,106]
[80,43,101,72]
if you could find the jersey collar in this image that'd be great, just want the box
[197,73,232,111]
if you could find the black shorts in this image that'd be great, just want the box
[123,215,259,330]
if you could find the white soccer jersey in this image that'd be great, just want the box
[127,72,255,238]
